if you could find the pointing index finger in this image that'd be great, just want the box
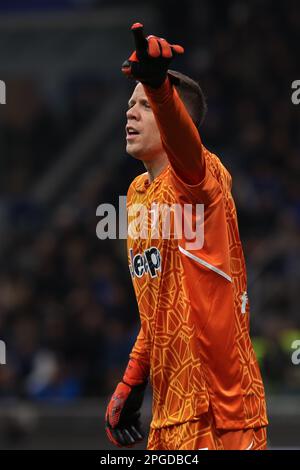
[131,22,148,56]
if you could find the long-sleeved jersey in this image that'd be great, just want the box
[126,78,268,430]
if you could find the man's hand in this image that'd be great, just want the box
[122,22,184,88]
[105,380,147,447]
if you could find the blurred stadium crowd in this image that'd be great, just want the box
[0,0,299,403]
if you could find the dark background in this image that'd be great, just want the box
[0,0,299,449]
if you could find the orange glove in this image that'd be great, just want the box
[105,358,148,447]
[122,22,184,88]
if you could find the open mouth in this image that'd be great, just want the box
[126,126,140,137]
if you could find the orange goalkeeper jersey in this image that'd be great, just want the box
[127,78,268,430]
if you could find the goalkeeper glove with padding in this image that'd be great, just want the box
[105,358,148,447]
[121,22,184,88]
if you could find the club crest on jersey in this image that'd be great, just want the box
[129,247,161,278]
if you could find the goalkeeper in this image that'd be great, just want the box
[105,23,268,450]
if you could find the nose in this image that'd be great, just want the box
[126,103,140,121]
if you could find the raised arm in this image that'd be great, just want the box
[122,22,215,191]
[143,78,206,185]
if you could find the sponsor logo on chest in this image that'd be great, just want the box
[129,247,161,278]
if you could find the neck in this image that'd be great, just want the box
[143,154,169,183]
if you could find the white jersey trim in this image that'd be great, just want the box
[245,439,254,450]
[179,246,232,283]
